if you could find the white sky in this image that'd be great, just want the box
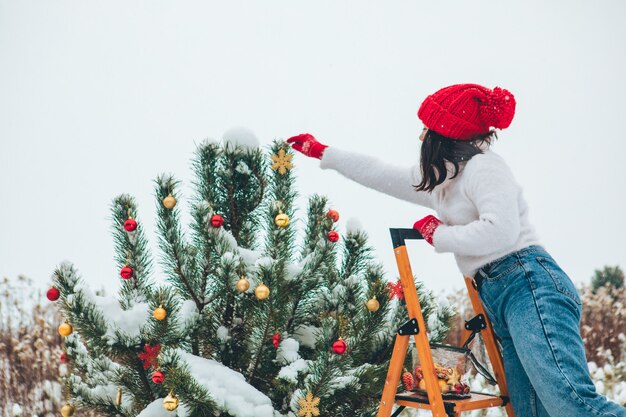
[1,0,625,296]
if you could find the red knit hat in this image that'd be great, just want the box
[417,84,516,140]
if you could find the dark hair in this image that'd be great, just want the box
[413,129,497,193]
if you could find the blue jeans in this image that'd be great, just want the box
[476,245,626,417]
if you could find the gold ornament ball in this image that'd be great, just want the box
[61,404,75,417]
[274,213,290,228]
[163,194,177,209]
[58,322,73,337]
[163,393,179,411]
[236,277,250,293]
[255,283,270,300]
[153,306,167,321]
[366,298,380,312]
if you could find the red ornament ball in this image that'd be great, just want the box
[328,231,340,242]
[46,287,60,301]
[151,370,164,384]
[327,209,340,223]
[120,266,133,280]
[60,353,68,363]
[210,214,224,228]
[332,339,347,354]
[272,332,281,348]
[124,218,137,232]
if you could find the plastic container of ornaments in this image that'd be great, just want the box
[408,344,472,399]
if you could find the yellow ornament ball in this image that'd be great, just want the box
[236,277,250,293]
[274,213,289,228]
[153,305,167,321]
[61,404,75,417]
[163,392,179,411]
[366,298,380,312]
[255,283,270,300]
[163,194,177,209]
[58,322,73,337]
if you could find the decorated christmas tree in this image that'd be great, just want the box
[49,130,455,417]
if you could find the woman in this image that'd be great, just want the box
[286,84,626,417]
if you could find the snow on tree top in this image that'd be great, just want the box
[222,126,260,149]
[346,217,363,234]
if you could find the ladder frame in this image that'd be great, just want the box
[376,228,515,417]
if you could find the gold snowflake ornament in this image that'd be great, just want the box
[298,391,320,417]
[271,148,293,175]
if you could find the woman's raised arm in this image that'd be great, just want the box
[286,133,434,209]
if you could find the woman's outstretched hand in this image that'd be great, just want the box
[413,215,443,245]
[286,133,328,159]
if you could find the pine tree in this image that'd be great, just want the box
[51,133,455,417]
[591,265,625,293]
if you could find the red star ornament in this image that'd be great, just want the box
[138,343,161,370]
[387,280,404,300]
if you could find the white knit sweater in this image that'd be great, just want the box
[319,146,542,277]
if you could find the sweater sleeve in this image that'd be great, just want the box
[432,155,521,256]
[319,147,435,209]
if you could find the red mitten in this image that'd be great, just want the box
[286,133,328,159]
[413,215,443,245]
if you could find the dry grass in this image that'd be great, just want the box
[0,276,64,417]
[1,275,99,417]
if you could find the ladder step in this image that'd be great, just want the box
[394,391,507,413]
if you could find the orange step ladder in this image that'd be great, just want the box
[377,228,515,417]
